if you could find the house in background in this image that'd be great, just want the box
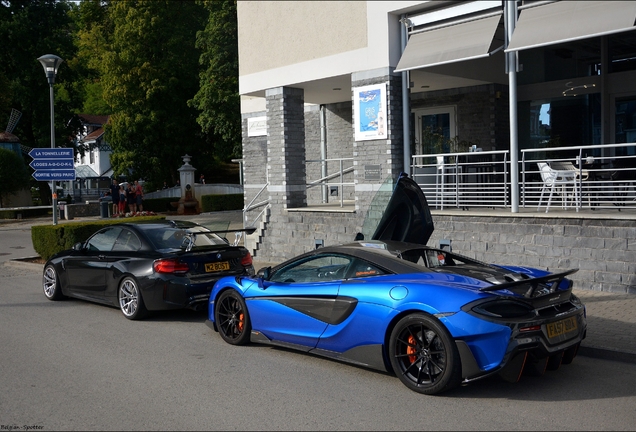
[62,114,113,202]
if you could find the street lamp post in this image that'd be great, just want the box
[37,54,63,225]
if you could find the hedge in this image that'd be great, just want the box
[32,215,165,261]
[200,194,244,212]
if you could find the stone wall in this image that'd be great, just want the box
[429,214,636,295]
[64,202,100,219]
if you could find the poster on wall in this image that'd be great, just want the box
[354,83,387,141]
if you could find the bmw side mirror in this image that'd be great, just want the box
[73,242,83,251]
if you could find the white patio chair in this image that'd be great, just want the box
[537,162,578,213]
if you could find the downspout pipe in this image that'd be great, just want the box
[320,105,328,203]
[400,14,411,177]
[505,1,519,213]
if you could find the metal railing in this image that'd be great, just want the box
[521,143,636,211]
[410,144,636,212]
[243,182,270,229]
[306,157,355,207]
[411,150,510,209]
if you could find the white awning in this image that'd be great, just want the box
[506,1,636,52]
[395,14,503,73]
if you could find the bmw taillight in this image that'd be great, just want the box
[154,258,189,274]
[241,252,253,267]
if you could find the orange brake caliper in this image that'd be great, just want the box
[407,335,417,364]
[237,313,244,332]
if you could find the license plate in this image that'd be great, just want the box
[546,316,578,338]
[205,261,230,272]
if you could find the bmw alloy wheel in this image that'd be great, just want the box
[118,277,147,320]
[43,264,63,300]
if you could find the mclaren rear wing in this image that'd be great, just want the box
[479,269,579,308]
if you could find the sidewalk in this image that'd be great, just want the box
[3,211,635,364]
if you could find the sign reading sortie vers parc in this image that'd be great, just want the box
[29,148,76,181]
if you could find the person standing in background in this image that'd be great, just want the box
[127,182,136,213]
[134,180,144,212]
[110,179,120,216]
[118,185,127,215]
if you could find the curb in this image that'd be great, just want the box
[578,345,636,364]
[4,258,44,271]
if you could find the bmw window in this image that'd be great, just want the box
[86,227,123,252]
[112,229,142,252]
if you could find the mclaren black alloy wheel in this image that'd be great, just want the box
[389,313,461,395]
[43,264,64,300]
[215,290,251,345]
[118,276,147,320]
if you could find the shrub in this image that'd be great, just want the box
[200,194,244,212]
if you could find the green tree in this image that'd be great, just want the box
[0,148,30,207]
[0,0,81,150]
[0,0,83,204]
[101,0,207,189]
[69,0,113,116]
[189,0,241,160]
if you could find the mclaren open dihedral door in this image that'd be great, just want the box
[371,174,434,246]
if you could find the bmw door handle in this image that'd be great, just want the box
[98,255,106,260]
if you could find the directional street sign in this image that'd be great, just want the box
[29,159,75,170]
[33,170,77,181]
[29,147,75,181]
[29,148,73,159]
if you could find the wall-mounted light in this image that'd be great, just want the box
[563,81,596,97]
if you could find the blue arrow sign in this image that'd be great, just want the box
[30,160,75,170]
[33,170,76,181]
[29,148,74,159]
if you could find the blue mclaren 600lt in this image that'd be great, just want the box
[206,174,586,395]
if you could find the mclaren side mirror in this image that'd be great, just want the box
[257,266,271,289]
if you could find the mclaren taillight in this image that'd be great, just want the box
[153,258,189,274]
[241,252,253,267]
[471,300,534,319]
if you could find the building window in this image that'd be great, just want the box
[412,107,457,155]
[518,93,601,151]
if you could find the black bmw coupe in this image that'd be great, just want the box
[42,220,254,319]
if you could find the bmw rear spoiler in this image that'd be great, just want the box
[179,226,257,251]
[479,269,578,307]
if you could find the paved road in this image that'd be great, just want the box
[2,263,636,431]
